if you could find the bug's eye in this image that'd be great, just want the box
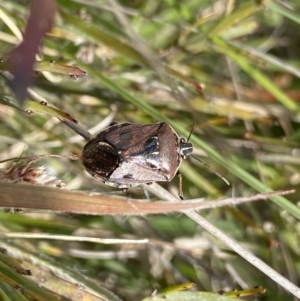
[82,140,119,177]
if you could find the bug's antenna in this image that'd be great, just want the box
[186,119,229,185]
[187,119,196,142]
[191,155,230,186]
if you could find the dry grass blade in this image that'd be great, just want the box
[2,181,287,215]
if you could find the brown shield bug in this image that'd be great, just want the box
[81,122,193,198]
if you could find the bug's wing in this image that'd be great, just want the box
[94,122,180,183]
[96,123,162,150]
[120,123,180,180]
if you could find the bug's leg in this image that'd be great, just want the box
[177,171,184,200]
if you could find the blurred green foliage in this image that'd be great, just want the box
[1,0,300,300]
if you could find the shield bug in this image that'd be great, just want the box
[81,122,193,198]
